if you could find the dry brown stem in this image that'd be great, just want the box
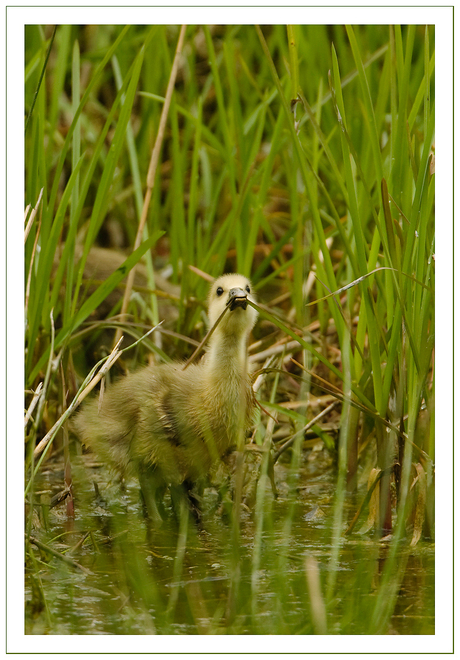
[25,189,44,314]
[24,188,43,244]
[273,400,338,464]
[114,25,187,347]
[33,337,124,459]
[24,382,43,429]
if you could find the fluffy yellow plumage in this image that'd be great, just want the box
[74,274,258,520]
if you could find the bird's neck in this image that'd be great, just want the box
[202,329,252,447]
[206,330,249,384]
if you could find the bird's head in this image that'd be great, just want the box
[208,274,258,338]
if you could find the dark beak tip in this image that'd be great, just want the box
[228,293,248,311]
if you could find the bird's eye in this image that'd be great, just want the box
[216,287,224,297]
[245,285,250,293]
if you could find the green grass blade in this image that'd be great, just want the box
[28,231,164,385]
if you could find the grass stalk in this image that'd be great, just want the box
[115,25,187,346]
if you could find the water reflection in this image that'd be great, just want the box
[25,453,434,635]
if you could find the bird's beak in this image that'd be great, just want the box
[227,287,248,311]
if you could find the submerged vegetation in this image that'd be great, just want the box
[24,24,434,635]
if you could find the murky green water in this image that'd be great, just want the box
[25,451,434,635]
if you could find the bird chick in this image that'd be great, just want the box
[74,274,258,520]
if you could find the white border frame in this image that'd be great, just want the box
[4,4,454,654]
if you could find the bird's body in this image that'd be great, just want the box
[74,274,258,518]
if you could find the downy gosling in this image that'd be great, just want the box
[74,274,258,520]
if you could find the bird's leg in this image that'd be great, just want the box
[183,479,203,523]
[138,468,167,524]
[170,479,202,523]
